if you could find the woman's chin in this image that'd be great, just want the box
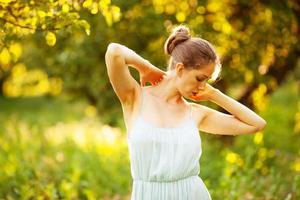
[183,92,195,100]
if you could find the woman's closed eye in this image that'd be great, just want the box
[196,77,206,82]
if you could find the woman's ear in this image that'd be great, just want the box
[175,62,185,77]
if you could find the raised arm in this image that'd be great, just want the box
[192,84,267,136]
[105,42,154,105]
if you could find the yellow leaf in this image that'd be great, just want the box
[91,2,98,14]
[254,131,263,145]
[251,84,268,111]
[59,0,66,5]
[226,152,238,164]
[9,43,22,61]
[62,4,69,13]
[0,0,13,3]
[73,2,81,11]
[0,48,11,65]
[83,0,92,8]
[176,12,186,22]
[37,10,46,18]
[85,28,90,36]
[207,2,222,13]
[222,22,232,34]
[46,32,56,46]
[99,0,111,10]
[104,11,113,26]
[111,5,121,22]
[11,63,26,78]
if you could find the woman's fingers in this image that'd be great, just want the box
[141,80,146,87]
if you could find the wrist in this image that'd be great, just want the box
[138,59,153,73]
[209,88,221,102]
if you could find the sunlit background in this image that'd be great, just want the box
[0,0,299,199]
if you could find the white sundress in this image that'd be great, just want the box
[127,87,212,200]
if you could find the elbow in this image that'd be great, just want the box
[107,42,119,50]
[256,120,267,131]
[106,43,123,57]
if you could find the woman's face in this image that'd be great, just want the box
[175,62,215,99]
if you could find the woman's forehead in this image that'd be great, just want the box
[190,67,214,77]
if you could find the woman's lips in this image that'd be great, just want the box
[191,92,198,97]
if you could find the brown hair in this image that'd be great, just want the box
[164,24,221,82]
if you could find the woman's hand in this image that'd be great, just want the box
[139,65,167,87]
[190,83,218,102]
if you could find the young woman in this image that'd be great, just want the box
[105,25,266,200]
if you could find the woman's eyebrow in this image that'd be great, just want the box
[201,75,212,78]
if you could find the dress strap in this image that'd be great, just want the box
[139,87,144,117]
[189,103,193,120]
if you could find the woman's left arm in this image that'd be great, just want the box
[209,89,267,130]
[193,84,267,135]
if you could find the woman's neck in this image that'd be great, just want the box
[148,72,185,105]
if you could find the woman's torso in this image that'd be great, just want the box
[128,85,203,178]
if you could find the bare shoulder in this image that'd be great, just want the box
[121,84,145,132]
[120,83,141,116]
[189,102,212,130]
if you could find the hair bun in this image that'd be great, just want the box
[164,25,191,55]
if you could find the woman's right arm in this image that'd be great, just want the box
[105,42,155,105]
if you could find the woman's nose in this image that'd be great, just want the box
[198,83,206,90]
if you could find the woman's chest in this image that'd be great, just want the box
[128,123,202,161]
